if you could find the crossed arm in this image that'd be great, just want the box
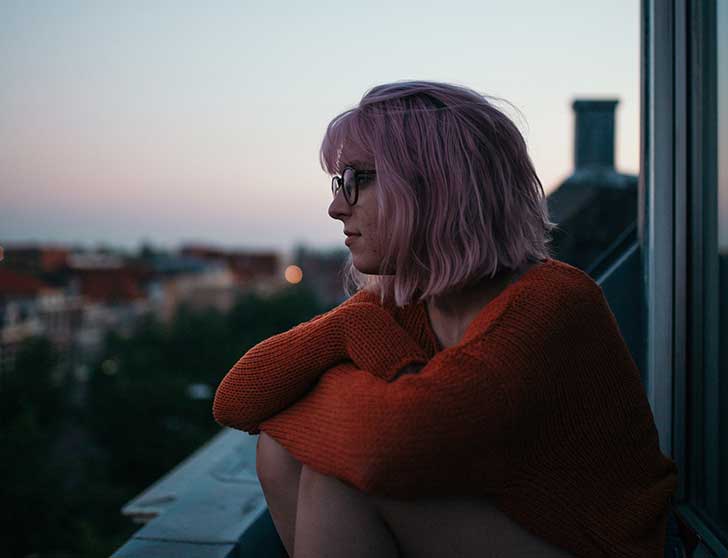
[213,293,527,499]
[258,347,521,500]
[212,292,430,433]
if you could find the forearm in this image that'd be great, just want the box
[212,295,429,433]
[212,309,349,432]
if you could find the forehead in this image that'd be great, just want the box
[336,142,374,172]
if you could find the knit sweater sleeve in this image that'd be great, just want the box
[258,341,521,499]
[212,291,429,434]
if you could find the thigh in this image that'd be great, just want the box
[256,431,302,487]
[256,432,302,558]
[294,465,400,558]
[370,494,575,558]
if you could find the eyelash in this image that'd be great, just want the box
[356,175,374,185]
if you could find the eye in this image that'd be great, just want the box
[356,174,375,185]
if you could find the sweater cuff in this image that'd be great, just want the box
[341,303,430,381]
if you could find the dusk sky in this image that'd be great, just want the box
[0,1,652,256]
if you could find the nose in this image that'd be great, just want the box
[328,190,353,222]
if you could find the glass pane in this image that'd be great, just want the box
[716,0,728,536]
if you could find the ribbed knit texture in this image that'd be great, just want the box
[211,289,430,433]
[212,258,678,558]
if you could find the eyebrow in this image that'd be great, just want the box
[342,160,376,170]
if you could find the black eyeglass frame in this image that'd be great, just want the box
[331,166,377,206]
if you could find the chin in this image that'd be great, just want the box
[352,258,395,276]
[351,262,379,275]
[350,255,381,275]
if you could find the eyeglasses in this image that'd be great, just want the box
[331,166,376,206]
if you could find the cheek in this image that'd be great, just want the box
[362,231,384,256]
[361,210,378,235]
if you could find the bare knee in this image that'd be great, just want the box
[256,432,302,557]
[256,431,302,490]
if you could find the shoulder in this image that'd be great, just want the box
[307,289,386,324]
[336,288,416,320]
[536,258,603,308]
[461,259,604,355]
[514,259,609,340]
[288,289,380,330]
[339,288,382,307]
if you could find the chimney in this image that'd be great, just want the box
[572,99,619,170]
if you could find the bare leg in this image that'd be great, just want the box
[294,464,400,558]
[259,434,574,558]
[293,465,574,558]
[256,432,302,557]
[371,494,576,558]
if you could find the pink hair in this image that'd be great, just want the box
[320,80,557,307]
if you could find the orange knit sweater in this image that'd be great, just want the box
[212,258,678,558]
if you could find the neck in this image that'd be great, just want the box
[428,269,515,318]
[424,260,539,349]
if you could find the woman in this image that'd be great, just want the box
[213,81,678,558]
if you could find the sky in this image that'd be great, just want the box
[0,0,647,256]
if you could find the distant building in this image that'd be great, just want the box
[0,241,299,377]
[64,256,155,346]
[73,266,150,304]
[180,245,280,285]
[546,99,638,274]
[1,243,70,276]
[0,268,82,377]
[141,251,244,323]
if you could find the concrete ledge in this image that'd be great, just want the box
[113,428,285,557]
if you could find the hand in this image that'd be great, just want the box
[389,362,425,381]
[338,302,429,381]
[398,363,425,376]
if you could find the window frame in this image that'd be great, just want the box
[642,0,727,553]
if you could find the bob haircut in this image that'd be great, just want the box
[320,80,557,308]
